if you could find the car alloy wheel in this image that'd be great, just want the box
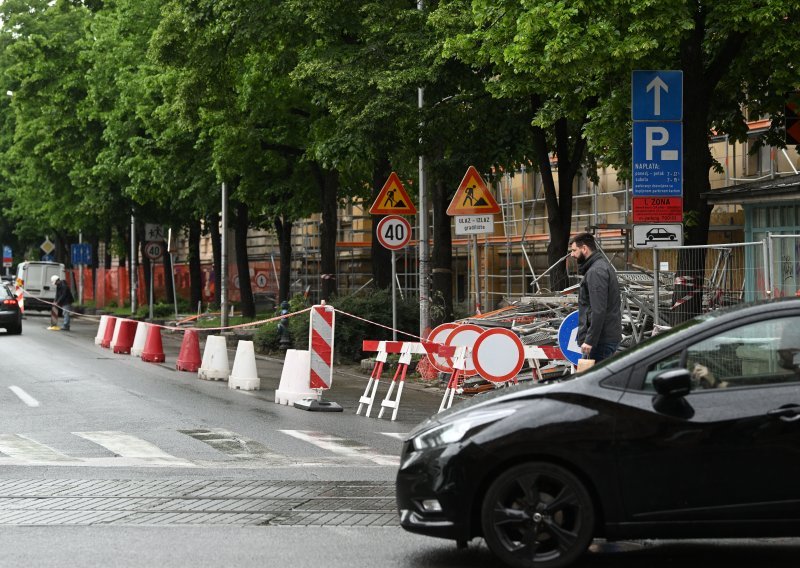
[481,462,594,568]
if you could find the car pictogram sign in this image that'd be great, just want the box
[447,166,501,216]
[369,172,417,215]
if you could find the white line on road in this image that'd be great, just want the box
[73,431,195,467]
[280,430,399,466]
[9,386,39,407]
[379,432,408,440]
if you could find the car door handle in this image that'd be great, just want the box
[767,405,800,422]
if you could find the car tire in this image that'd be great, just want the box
[648,235,653,240]
[481,462,594,568]
[7,322,22,335]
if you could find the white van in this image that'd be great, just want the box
[15,261,65,312]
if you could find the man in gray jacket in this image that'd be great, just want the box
[570,233,622,362]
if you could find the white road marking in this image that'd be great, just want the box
[0,434,76,463]
[280,430,399,466]
[73,431,194,467]
[9,386,39,407]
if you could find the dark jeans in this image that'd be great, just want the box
[590,342,619,363]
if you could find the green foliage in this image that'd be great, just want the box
[254,294,310,353]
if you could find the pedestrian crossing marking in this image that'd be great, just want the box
[0,429,400,468]
[180,428,293,465]
[0,434,76,463]
[73,431,194,467]
[280,430,399,466]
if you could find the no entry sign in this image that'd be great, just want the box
[473,328,525,383]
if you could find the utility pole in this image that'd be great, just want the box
[417,0,430,339]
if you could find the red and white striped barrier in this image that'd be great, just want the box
[359,340,455,420]
[309,303,335,390]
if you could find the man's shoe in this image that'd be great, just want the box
[47,326,61,331]
[62,326,70,331]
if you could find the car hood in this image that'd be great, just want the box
[407,368,613,439]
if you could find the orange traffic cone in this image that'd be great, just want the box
[176,330,201,372]
[113,319,138,355]
[100,317,117,349]
[141,325,166,363]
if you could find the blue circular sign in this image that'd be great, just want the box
[557,310,583,366]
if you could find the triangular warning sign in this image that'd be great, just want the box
[447,166,500,216]
[369,172,417,215]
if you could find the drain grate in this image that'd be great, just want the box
[0,479,398,526]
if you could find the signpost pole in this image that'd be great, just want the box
[653,248,660,327]
[472,234,481,314]
[130,215,137,315]
[149,263,154,321]
[221,182,229,329]
[391,250,397,341]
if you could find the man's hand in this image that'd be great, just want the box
[580,343,592,357]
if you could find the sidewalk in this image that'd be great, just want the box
[61,314,452,426]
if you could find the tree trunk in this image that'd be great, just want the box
[233,201,255,317]
[669,10,717,323]
[90,234,99,302]
[312,164,339,301]
[207,212,222,307]
[104,226,112,270]
[274,215,293,303]
[431,178,454,326]
[188,219,202,309]
[370,157,392,289]
[139,235,151,308]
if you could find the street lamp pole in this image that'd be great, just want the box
[417,0,430,340]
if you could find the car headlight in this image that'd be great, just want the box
[411,407,516,451]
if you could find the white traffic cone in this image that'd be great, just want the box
[198,335,230,381]
[275,349,316,405]
[109,318,125,350]
[131,322,149,357]
[228,340,260,390]
[94,315,109,345]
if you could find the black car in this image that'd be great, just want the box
[0,283,22,335]
[397,299,800,568]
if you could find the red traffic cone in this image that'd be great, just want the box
[176,330,201,372]
[113,319,138,355]
[141,325,166,363]
[100,317,117,349]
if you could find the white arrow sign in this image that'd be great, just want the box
[646,76,668,116]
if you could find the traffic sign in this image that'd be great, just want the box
[473,328,525,383]
[145,224,167,242]
[454,215,494,235]
[632,121,682,196]
[632,70,683,121]
[632,224,683,248]
[557,311,583,366]
[444,324,484,377]
[2,245,11,268]
[426,323,458,373]
[369,172,417,215]
[447,166,500,216]
[376,215,412,250]
[632,197,683,223]
[40,237,55,256]
[144,241,164,260]
[70,243,92,265]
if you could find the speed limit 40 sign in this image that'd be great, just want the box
[376,215,411,251]
[144,241,164,260]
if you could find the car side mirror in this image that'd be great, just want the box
[652,369,691,397]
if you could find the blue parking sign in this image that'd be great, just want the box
[632,121,682,196]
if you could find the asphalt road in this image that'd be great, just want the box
[1,313,798,568]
